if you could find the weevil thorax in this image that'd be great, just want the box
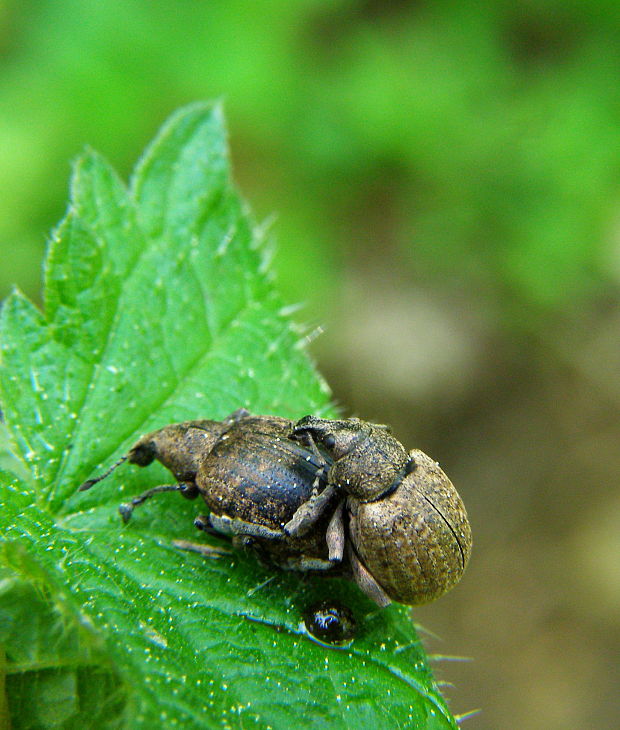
[349,449,472,605]
[293,416,409,501]
[127,419,230,483]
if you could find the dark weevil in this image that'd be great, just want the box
[79,408,472,607]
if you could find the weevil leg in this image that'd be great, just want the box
[231,535,257,550]
[173,539,232,558]
[208,513,286,540]
[195,515,268,547]
[284,483,337,538]
[193,514,232,539]
[293,430,329,492]
[326,500,345,562]
[347,543,391,608]
[284,555,338,571]
[119,482,196,523]
[179,482,200,499]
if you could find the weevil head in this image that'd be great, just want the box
[292,416,409,501]
[127,419,228,482]
[127,436,157,466]
[293,416,368,459]
[79,418,229,492]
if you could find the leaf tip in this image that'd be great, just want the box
[70,146,100,177]
[0,288,39,330]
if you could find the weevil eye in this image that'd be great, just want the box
[323,434,336,450]
[128,441,156,466]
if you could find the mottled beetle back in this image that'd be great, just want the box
[348,450,471,605]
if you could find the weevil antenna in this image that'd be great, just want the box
[78,455,128,491]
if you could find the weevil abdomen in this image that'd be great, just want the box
[196,415,337,566]
[348,450,471,605]
[198,415,329,529]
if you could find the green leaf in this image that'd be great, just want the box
[0,103,457,728]
[0,546,127,730]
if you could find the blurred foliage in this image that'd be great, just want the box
[2,0,620,329]
[2,2,620,729]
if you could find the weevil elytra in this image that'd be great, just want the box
[79,408,472,607]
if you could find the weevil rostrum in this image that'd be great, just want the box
[79,409,472,607]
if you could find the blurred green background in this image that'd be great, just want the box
[2,1,620,728]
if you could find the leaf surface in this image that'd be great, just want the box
[0,103,457,729]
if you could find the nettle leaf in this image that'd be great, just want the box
[0,543,127,730]
[0,103,458,729]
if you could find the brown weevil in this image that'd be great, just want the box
[79,409,472,607]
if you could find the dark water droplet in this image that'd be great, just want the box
[303,600,356,644]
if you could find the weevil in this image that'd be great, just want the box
[79,409,471,606]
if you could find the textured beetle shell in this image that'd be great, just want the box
[197,415,335,563]
[348,449,472,605]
